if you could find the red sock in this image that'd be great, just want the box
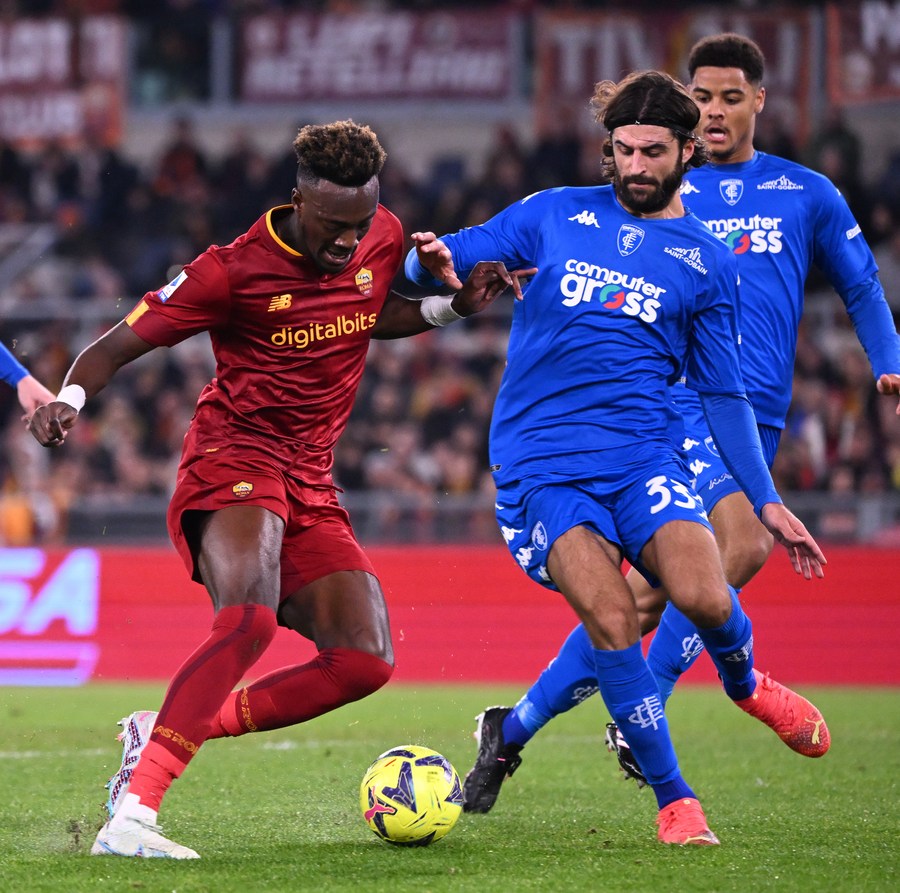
[128,603,277,810]
[209,648,393,738]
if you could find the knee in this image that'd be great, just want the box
[670,583,732,629]
[720,531,774,588]
[321,647,394,704]
[213,603,279,660]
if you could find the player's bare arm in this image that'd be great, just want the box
[373,261,528,340]
[876,372,900,415]
[758,503,827,580]
[29,321,155,448]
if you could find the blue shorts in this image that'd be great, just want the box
[679,410,781,514]
[495,446,712,591]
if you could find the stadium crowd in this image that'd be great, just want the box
[1,105,899,545]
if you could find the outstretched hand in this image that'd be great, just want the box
[876,373,900,415]
[759,503,827,580]
[454,261,539,317]
[28,401,79,447]
[411,231,463,290]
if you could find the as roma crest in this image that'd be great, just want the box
[355,267,374,296]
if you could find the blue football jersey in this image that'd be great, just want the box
[431,185,744,486]
[679,151,880,428]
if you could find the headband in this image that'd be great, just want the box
[605,117,695,139]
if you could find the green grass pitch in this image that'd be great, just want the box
[1,684,897,892]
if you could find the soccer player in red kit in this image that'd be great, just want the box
[29,120,522,859]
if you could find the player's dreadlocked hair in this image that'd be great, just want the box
[591,70,708,181]
[293,120,386,188]
[688,33,765,85]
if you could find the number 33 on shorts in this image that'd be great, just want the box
[645,474,708,519]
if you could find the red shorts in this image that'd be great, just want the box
[166,445,375,600]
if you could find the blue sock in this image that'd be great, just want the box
[646,602,706,706]
[696,585,756,701]
[503,624,597,746]
[593,642,694,808]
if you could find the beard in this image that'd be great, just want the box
[613,157,685,215]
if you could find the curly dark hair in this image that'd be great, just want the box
[688,33,765,85]
[591,70,708,181]
[293,119,387,188]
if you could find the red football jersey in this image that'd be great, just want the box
[125,204,404,483]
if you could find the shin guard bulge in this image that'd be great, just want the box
[212,647,393,737]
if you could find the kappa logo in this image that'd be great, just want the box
[719,178,744,206]
[268,293,292,311]
[689,458,711,478]
[568,209,601,228]
[757,175,803,191]
[500,525,523,544]
[617,223,645,256]
[515,544,534,570]
[680,180,700,195]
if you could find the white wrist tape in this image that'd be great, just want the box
[55,384,86,412]
[420,294,463,327]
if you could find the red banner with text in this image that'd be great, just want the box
[0,545,896,687]
[533,8,814,146]
[239,10,520,102]
[0,16,126,148]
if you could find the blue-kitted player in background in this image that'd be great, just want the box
[407,68,831,846]
[451,34,900,811]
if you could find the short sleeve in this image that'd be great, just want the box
[125,250,232,347]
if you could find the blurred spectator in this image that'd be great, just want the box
[805,106,872,234]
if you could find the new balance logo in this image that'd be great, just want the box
[757,175,803,191]
[268,293,292,311]
[568,209,601,228]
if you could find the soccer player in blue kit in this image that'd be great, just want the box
[406,68,831,845]
[454,34,900,813]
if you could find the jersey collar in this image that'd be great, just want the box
[264,205,304,257]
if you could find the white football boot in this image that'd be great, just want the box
[104,710,158,819]
[91,793,199,859]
